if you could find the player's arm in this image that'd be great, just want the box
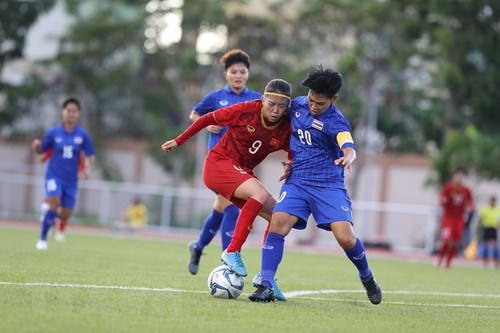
[31,138,42,154]
[190,109,222,134]
[79,155,94,179]
[334,131,356,172]
[161,113,219,153]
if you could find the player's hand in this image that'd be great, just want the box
[161,140,178,153]
[79,168,90,180]
[278,160,291,182]
[206,125,222,134]
[31,139,41,153]
[335,147,356,173]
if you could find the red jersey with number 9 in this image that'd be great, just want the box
[175,100,292,172]
[211,100,291,171]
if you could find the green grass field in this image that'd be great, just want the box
[1,225,499,333]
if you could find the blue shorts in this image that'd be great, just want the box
[273,182,352,231]
[44,177,78,210]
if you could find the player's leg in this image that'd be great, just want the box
[37,179,61,250]
[219,200,239,251]
[445,225,464,269]
[250,183,308,302]
[188,195,226,275]
[56,182,77,242]
[311,186,381,304]
[436,226,451,267]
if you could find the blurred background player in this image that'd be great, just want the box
[186,49,261,275]
[32,97,95,250]
[478,195,500,268]
[249,66,382,304]
[38,149,85,241]
[435,167,474,269]
[124,196,149,232]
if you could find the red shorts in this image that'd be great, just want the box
[440,216,465,242]
[202,151,256,208]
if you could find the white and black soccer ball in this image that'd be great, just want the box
[207,265,244,299]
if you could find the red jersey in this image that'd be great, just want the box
[439,183,473,218]
[175,100,292,171]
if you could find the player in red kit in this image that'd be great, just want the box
[161,79,292,281]
[436,167,474,269]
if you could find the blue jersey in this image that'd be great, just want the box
[193,84,261,149]
[287,96,355,187]
[41,124,95,183]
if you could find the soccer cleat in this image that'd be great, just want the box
[55,232,66,242]
[252,273,287,301]
[188,241,203,275]
[249,285,276,302]
[220,250,247,276]
[36,240,48,250]
[361,276,382,305]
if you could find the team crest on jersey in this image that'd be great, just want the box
[55,137,63,143]
[219,100,229,106]
[270,138,280,146]
[246,125,256,132]
[312,119,324,131]
[74,136,83,144]
[295,112,300,118]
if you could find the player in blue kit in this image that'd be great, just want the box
[32,97,95,250]
[187,49,261,275]
[249,65,382,304]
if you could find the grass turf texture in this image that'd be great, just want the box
[1,226,499,333]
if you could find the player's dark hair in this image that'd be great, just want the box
[62,97,81,110]
[220,49,251,70]
[301,64,342,98]
[264,79,292,97]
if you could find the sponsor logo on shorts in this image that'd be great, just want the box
[263,245,274,250]
[270,138,280,146]
[277,191,287,203]
[341,206,349,212]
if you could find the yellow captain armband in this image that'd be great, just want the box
[337,131,354,147]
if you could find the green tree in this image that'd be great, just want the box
[0,0,56,127]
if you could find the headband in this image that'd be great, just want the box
[264,92,291,100]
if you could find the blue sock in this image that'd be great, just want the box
[40,210,57,241]
[220,205,239,250]
[344,238,372,280]
[261,232,285,288]
[195,209,224,250]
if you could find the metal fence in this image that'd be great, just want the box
[0,172,441,253]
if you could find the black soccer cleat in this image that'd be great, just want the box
[361,276,382,305]
[248,285,276,302]
[188,241,202,275]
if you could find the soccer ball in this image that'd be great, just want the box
[207,265,244,299]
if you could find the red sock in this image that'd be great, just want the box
[445,246,456,268]
[59,219,68,232]
[227,198,263,253]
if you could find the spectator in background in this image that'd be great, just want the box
[124,197,149,232]
[478,195,500,268]
[435,167,474,269]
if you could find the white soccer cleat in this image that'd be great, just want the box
[36,240,48,250]
[55,232,66,242]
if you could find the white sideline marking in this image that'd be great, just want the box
[2,281,499,309]
[285,289,500,298]
[0,281,205,294]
